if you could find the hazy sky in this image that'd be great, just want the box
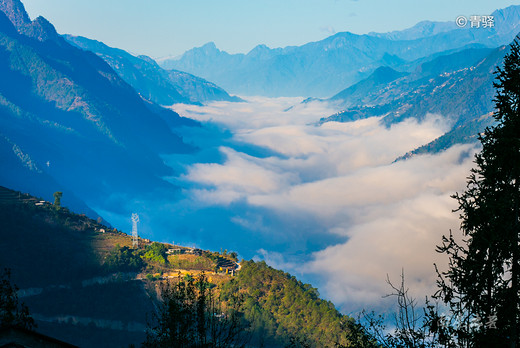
[20,0,520,58]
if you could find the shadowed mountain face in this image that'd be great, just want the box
[328,66,409,109]
[64,35,242,106]
[0,186,154,347]
[159,6,520,98]
[0,0,196,215]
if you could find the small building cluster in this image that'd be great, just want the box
[166,247,203,256]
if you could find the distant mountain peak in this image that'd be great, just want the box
[25,16,59,42]
[0,0,30,29]
[0,0,61,43]
[368,19,458,41]
[201,41,218,52]
[182,42,223,58]
[247,44,274,58]
[157,4,520,97]
[371,65,401,77]
[492,4,520,16]
[249,44,269,52]
[491,5,520,35]
[325,34,354,50]
[65,34,240,105]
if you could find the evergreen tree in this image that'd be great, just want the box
[0,268,35,330]
[433,39,520,347]
[53,191,62,209]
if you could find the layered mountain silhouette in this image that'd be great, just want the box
[328,66,408,109]
[160,5,520,98]
[0,0,195,215]
[64,35,241,105]
[321,44,508,156]
[2,0,518,212]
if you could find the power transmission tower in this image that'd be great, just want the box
[131,213,139,249]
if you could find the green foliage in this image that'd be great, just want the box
[0,268,35,330]
[228,251,238,262]
[167,255,214,271]
[104,244,144,272]
[339,315,383,348]
[220,260,374,347]
[143,242,168,265]
[143,272,251,348]
[53,191,62,209]
[205,250,237,263]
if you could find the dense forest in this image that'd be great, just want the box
[220,260,362,347]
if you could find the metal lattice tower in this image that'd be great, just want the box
[131,213,139,249]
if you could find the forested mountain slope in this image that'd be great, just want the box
[0,186,369,347]
[64,35,242,106]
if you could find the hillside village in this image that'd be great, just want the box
[0,185,240,277]
[1,185,356,347]
[0,185,241,345]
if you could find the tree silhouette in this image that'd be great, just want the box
[433,39,520,347]
[0,268,35,330]
[357,39,520,348]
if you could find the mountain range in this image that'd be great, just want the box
[0,0,516,237]
[159,5,520,98]
[320,43,507,156]
[0,0,515,228]
[64,35,241,106]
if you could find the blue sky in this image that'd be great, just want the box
[21,0,520,58]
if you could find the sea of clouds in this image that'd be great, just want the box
[96,96,478,316]
[164,96,478,314]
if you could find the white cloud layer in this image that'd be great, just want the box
[171,97,477,313]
